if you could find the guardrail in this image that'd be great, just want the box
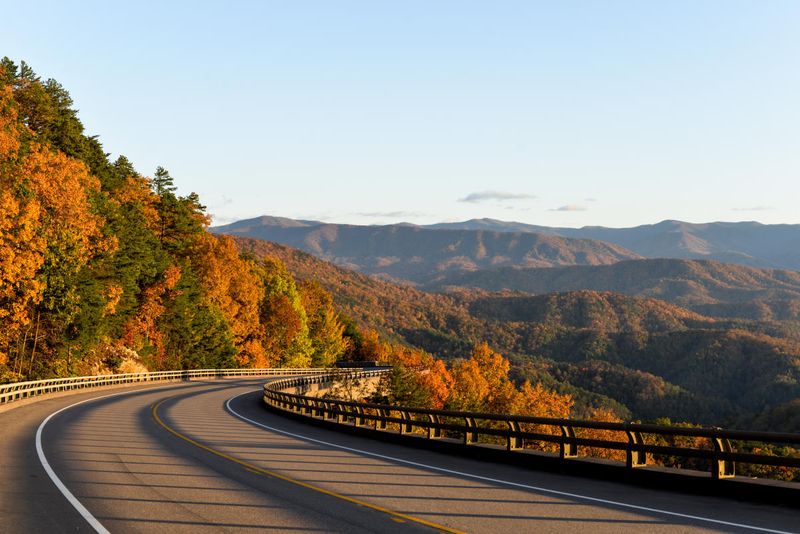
[263,370,800,482]
[0,368,338,404]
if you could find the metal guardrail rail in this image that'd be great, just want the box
[264,371,800,481]
[0,368,338,404]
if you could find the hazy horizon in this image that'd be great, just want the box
[216,213,790,230]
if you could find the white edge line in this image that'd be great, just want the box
[35,384,180,534]
[225,391,797,534]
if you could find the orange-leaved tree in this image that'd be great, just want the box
[191,233,266,367]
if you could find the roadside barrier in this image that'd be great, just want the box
[264,370,800,481]
[0,368,336,404]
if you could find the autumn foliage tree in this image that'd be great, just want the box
[0,58,360,380]
[374,345,454,409]
[299,280,350,367]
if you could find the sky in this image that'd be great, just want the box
[3,1,799,228]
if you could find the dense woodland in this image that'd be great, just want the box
[0,59,356,380]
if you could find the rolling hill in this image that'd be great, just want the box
[213,217,641,283]
[428,219,800,271]
[428,258,800,321]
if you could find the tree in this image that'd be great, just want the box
[448,343,517,413]
[191,233,265,366]
[376,345,453,409]
[151,166,176,197]
[256,258,313,367]
[300,280,350,366]
[160,269,237,370]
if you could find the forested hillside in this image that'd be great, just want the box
[429,218,800,271]
[428,258,800,321]
[0,59,356,381]
[237,238,800,430]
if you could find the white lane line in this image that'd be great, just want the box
[35,384,185,534]
[226,392,796,534]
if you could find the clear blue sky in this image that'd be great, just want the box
[3,1,799,227]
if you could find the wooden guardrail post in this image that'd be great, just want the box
[322,401,335,420]
[560,425,578,459]
[464,416,478,445]
[399,410,413,434]
[377,408,390,430]
[335,403,346,423]
[711,431,736,479]
[355,406,367,426]
[625,425,647,468]
[506,420,523,451]
[426,414,442,439]
[313,399,325,417]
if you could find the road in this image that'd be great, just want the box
[1,377,798,533]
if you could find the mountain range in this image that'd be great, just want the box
[213,216,639,283]
[429,218,800,270]
[213,216,800,277]
[428,258,800,322]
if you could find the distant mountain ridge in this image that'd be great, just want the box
[428,258,800,321]
[428,218,800,271]
[213,217,640,283]
[215,216,800,273]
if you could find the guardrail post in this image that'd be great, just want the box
[464,417,478,445]
[355,406,367,426]
[313,399,324,417]
[348,404,357,423]
[560,425,578,459]
[377,408,390,430]
[625,426,647,468]
[399,410,413,434]
[506,420,523,451]
[335,403,346,423]
[711,432,735,479]
[426,414,442,439]
[322,401,334,420]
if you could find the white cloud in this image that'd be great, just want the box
[354,210,427,218]
[550,205,588,212]
[732,206,773,212]
[504,206,531,211]
[458,190,537,203]
[209,214,240,225]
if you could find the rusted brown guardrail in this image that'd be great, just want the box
[0,368,339,404]
[263,371,800,481]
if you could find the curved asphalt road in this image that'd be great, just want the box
[1,378,798,533]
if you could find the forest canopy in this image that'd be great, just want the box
[0,58,355,381]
